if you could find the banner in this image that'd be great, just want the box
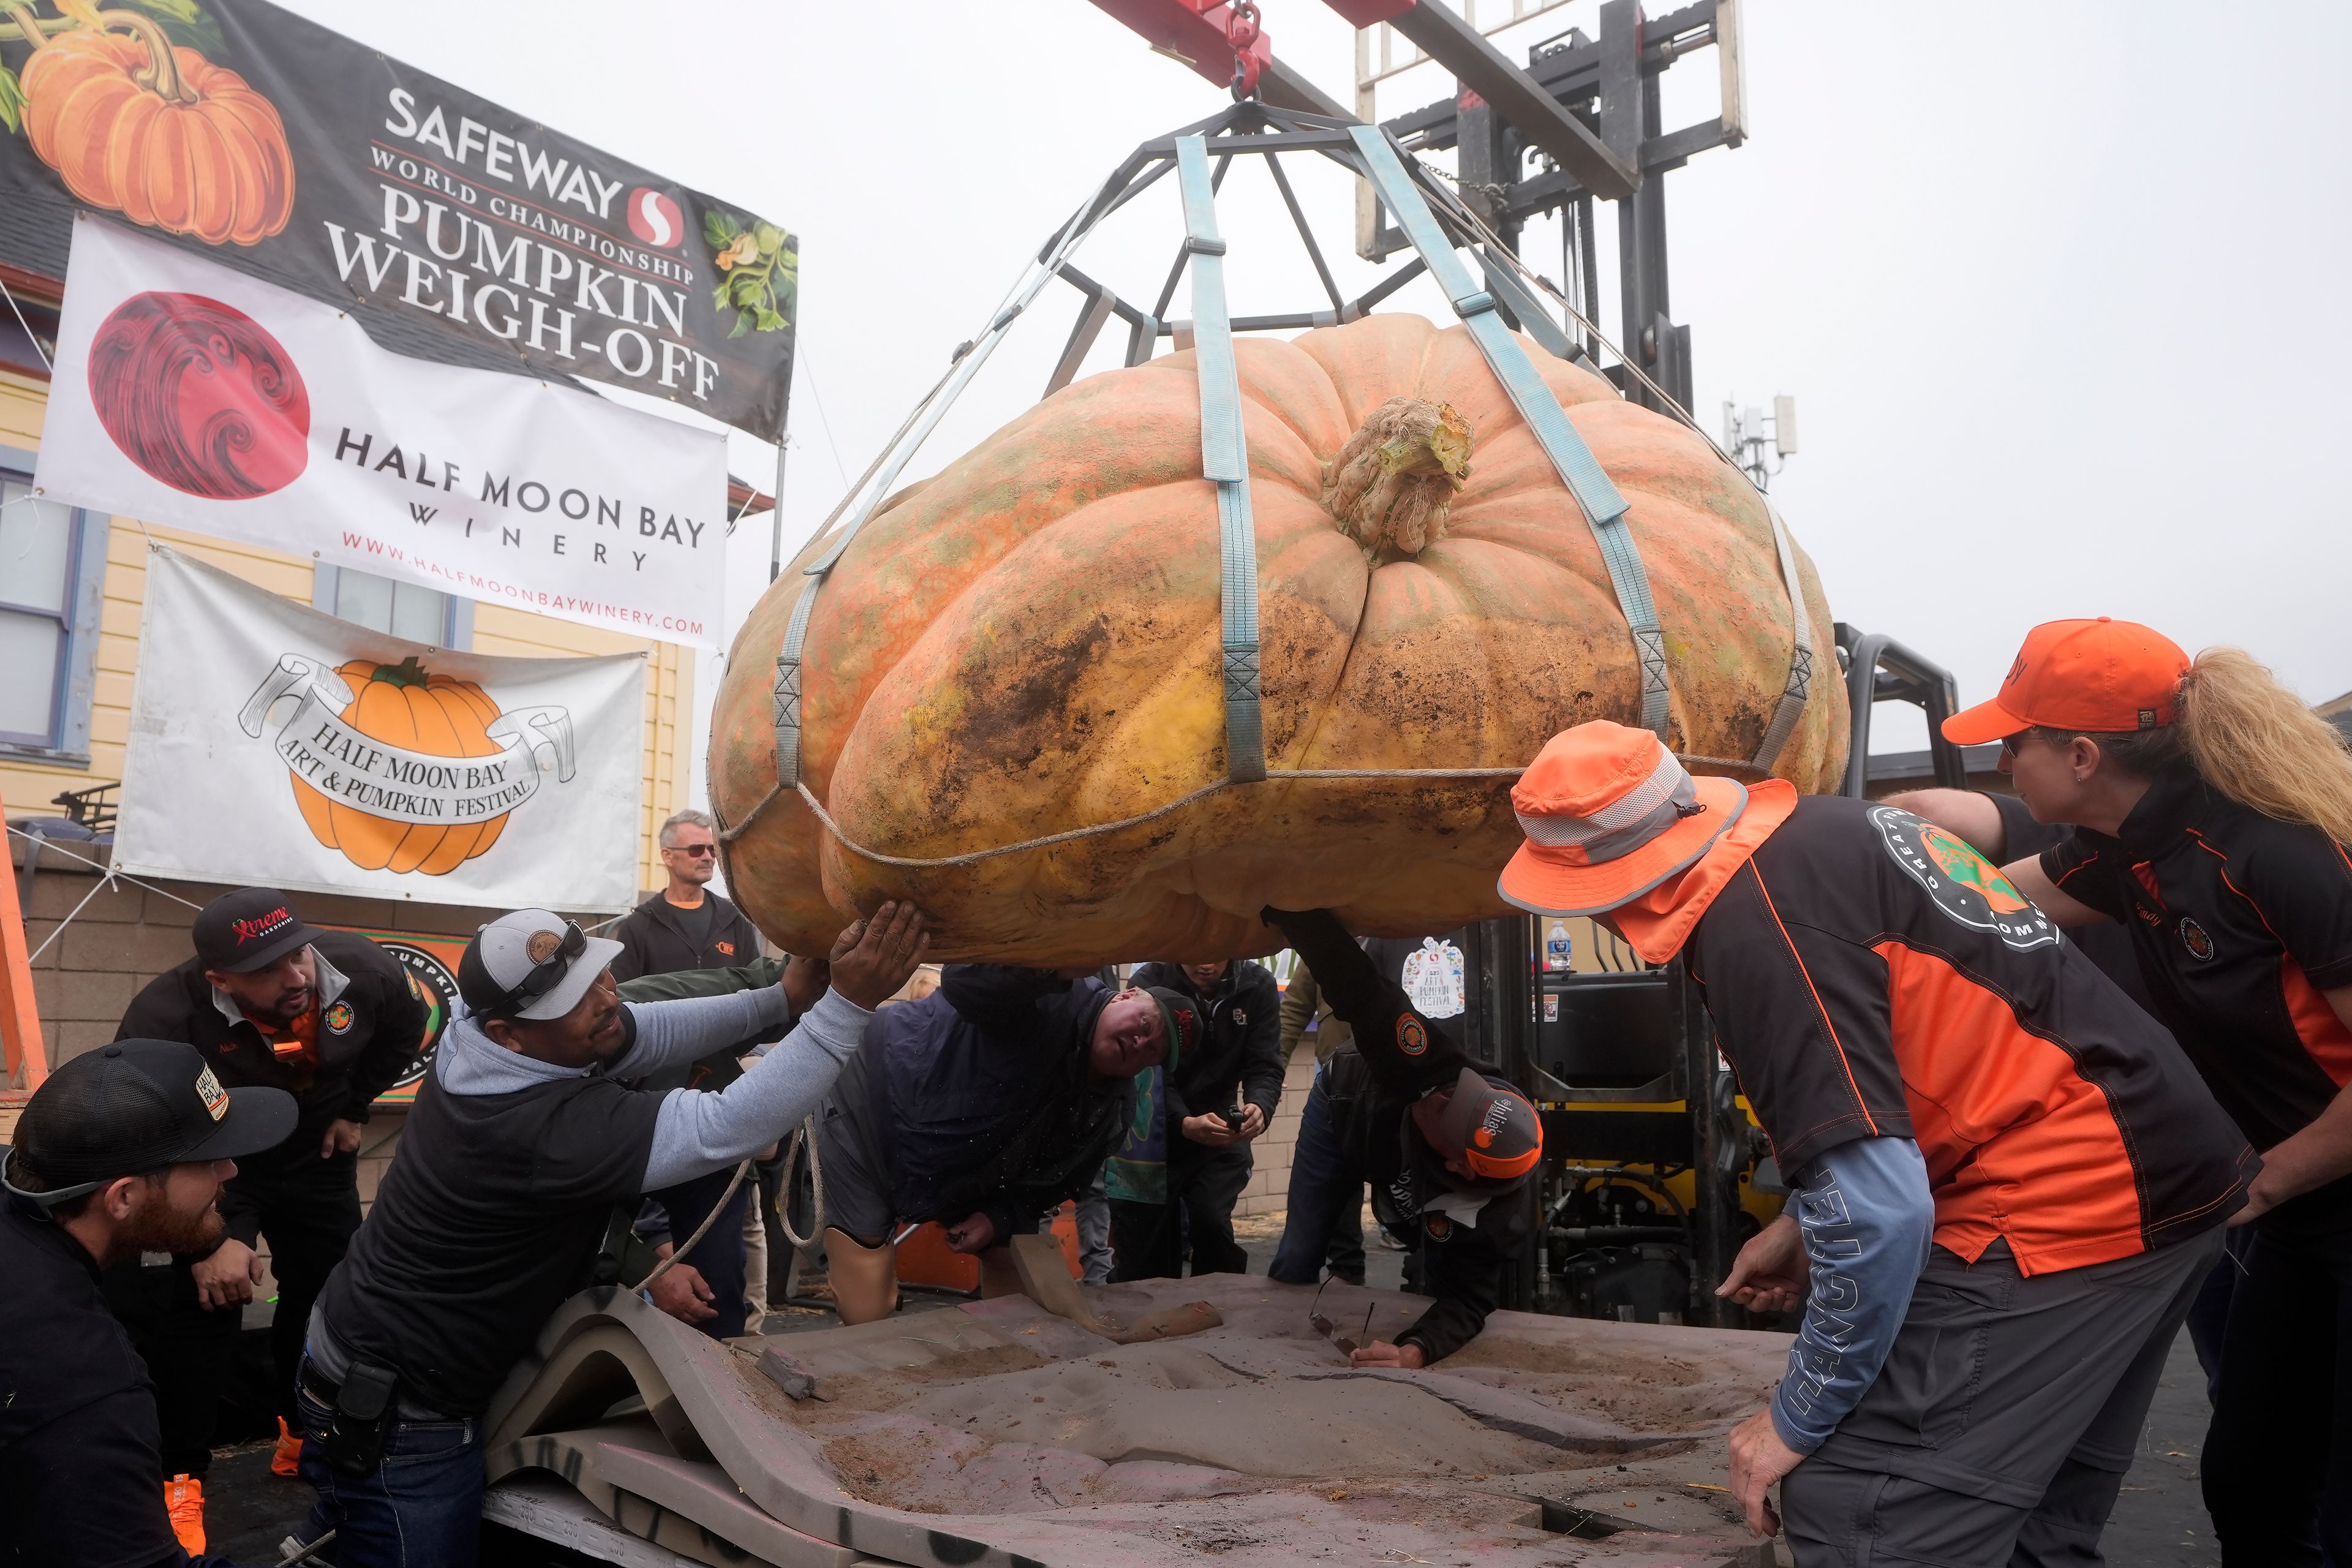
[0,0,795,440]
[115,546,647,912]
[37,216,729,649]
[318,924,464,1104]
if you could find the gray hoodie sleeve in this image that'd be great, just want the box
[640,990,870,1191]
[607,986,794,1081]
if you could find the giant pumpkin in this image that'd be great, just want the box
[18,11,295,247]
[711,314,1847,965]
[292,656,511,876]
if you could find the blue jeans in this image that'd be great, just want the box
[296,1372,483,1568]
[1270,1067,1364,1286]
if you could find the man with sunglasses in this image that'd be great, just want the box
[297,900,928,1568]
[609,809,785,1339]
[610,810,763,984]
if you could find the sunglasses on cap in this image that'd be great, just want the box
[503,921,588,1011]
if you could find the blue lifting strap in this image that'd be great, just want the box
[1349,125,1673,741]
[1177,135,1267,785]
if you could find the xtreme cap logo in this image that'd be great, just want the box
[232,907,295,943]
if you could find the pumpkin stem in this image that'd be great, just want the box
[370,655,432,690]
[93,7,195,104]
[1319,397,1473,562]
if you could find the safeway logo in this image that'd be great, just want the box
[625,188,685,249]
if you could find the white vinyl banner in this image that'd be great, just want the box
[36,215,729,649]
[115,548,647,912]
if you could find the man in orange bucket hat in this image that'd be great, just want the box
[1499,720,2252,1564]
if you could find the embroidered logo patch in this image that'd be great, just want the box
[1423,1213,1453,1242]
[194,1066,230,1121]
[1232,1009,1248,1026]
[1396,1014,1429,1057]
[323,1001,355,1035]
[1871,807,2059,951]
[2180,916,2216,961]
[715,940,736,957]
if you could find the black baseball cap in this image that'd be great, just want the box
[193,888,322,974]
[2,1039,297,1208]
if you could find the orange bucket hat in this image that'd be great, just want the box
[1498,722,1749,917]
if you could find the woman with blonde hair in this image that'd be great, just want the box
[1945,616,2352,1566]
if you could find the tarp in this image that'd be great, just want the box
[0,0,795,440]
[114,546,647,913]
[37,216,729,648]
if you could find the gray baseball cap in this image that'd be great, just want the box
[457,909,624,1022]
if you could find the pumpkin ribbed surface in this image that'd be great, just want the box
[712,314,1847,963]
[22,31,295,246]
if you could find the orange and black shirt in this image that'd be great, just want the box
[2042,772,2352,1158]
[1686,795,2252,1276]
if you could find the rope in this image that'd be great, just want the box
[24,867,117,964]
[775,1114,825,1250]
[785,754,1764,873]
[0,273,53,375]
[631,1157,753,1294]
[5,823,203,909]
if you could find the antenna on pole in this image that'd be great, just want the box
[1722,393,1796,492]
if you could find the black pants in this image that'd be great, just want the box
[645,1164,751,1340]
[105,1150,362,1472]
[2202,1215,2352,1566]
[103,1250,237,1479]
[1109,1144,1253,1280]
[1326,1186,1367,1284]
[1781,1231,2217,1567]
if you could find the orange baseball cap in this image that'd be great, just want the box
[1429,1066,1543,1184]
[1942,618,2190,746]
[1497,721,1748,917]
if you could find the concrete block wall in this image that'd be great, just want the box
[7,835,611,1079]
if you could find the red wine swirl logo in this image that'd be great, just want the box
[86,293,309,500]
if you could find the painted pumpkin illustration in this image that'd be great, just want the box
[16,8,295,246]
[291,656,510,875]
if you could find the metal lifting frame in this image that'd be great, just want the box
[768,96,1807,798]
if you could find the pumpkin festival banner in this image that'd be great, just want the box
[0,0,796,441]
[113,546,647,913]
[36,215,731,649]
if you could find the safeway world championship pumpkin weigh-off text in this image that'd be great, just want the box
[0,0,798,443]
